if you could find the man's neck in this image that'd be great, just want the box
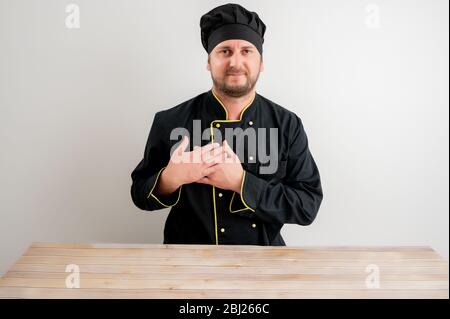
[212,87,256,120]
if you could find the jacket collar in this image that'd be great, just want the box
[206,88,258,121]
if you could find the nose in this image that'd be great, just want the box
[229,51,243,69]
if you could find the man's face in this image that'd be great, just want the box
[207,39,264,98]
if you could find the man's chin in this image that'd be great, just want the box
[222,86,251,97]
[212,76,256,97]
[223,81,250,93]
[225,84,247,91]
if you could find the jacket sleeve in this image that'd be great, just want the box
[237,115,323,225]
[130,112,182,211]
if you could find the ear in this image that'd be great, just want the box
[260,59,264,72]
[206,55,211,71]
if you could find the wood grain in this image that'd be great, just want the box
[0,243,447,299]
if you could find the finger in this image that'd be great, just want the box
[204,151,227,165]
[222,140,237,162]
[175,136,189,154]
[202,146,224,162]
[222,140,233,155]
[200,142,221,155]
[202,165,218,176]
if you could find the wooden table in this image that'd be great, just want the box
[0,243,448,298]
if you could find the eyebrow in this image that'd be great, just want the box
[216,45,255,50]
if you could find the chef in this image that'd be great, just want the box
[131,3,323,245]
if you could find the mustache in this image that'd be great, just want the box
[226,70,247,75]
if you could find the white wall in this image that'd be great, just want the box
[0,0,448,275]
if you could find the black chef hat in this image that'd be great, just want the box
[200,3,266,55]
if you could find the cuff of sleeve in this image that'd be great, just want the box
[232,170,267,213]
[147,167,182,208]
[229,191,253,213]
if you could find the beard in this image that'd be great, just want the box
[211,68,261,98]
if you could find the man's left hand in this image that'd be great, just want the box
[196,140,244,193]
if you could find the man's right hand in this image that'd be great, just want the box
[154,136,224,196]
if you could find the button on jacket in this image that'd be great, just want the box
[131,89,323,246]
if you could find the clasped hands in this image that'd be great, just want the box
[158,136,244,195]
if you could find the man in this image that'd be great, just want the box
[131,3,323,246]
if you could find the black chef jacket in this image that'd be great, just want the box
[130,89,323,246]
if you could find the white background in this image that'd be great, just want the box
[0,0,448,275]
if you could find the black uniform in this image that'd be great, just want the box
[130,89,323,246]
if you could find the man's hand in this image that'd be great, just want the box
[155,136,224,196]
[196,140,244,193]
